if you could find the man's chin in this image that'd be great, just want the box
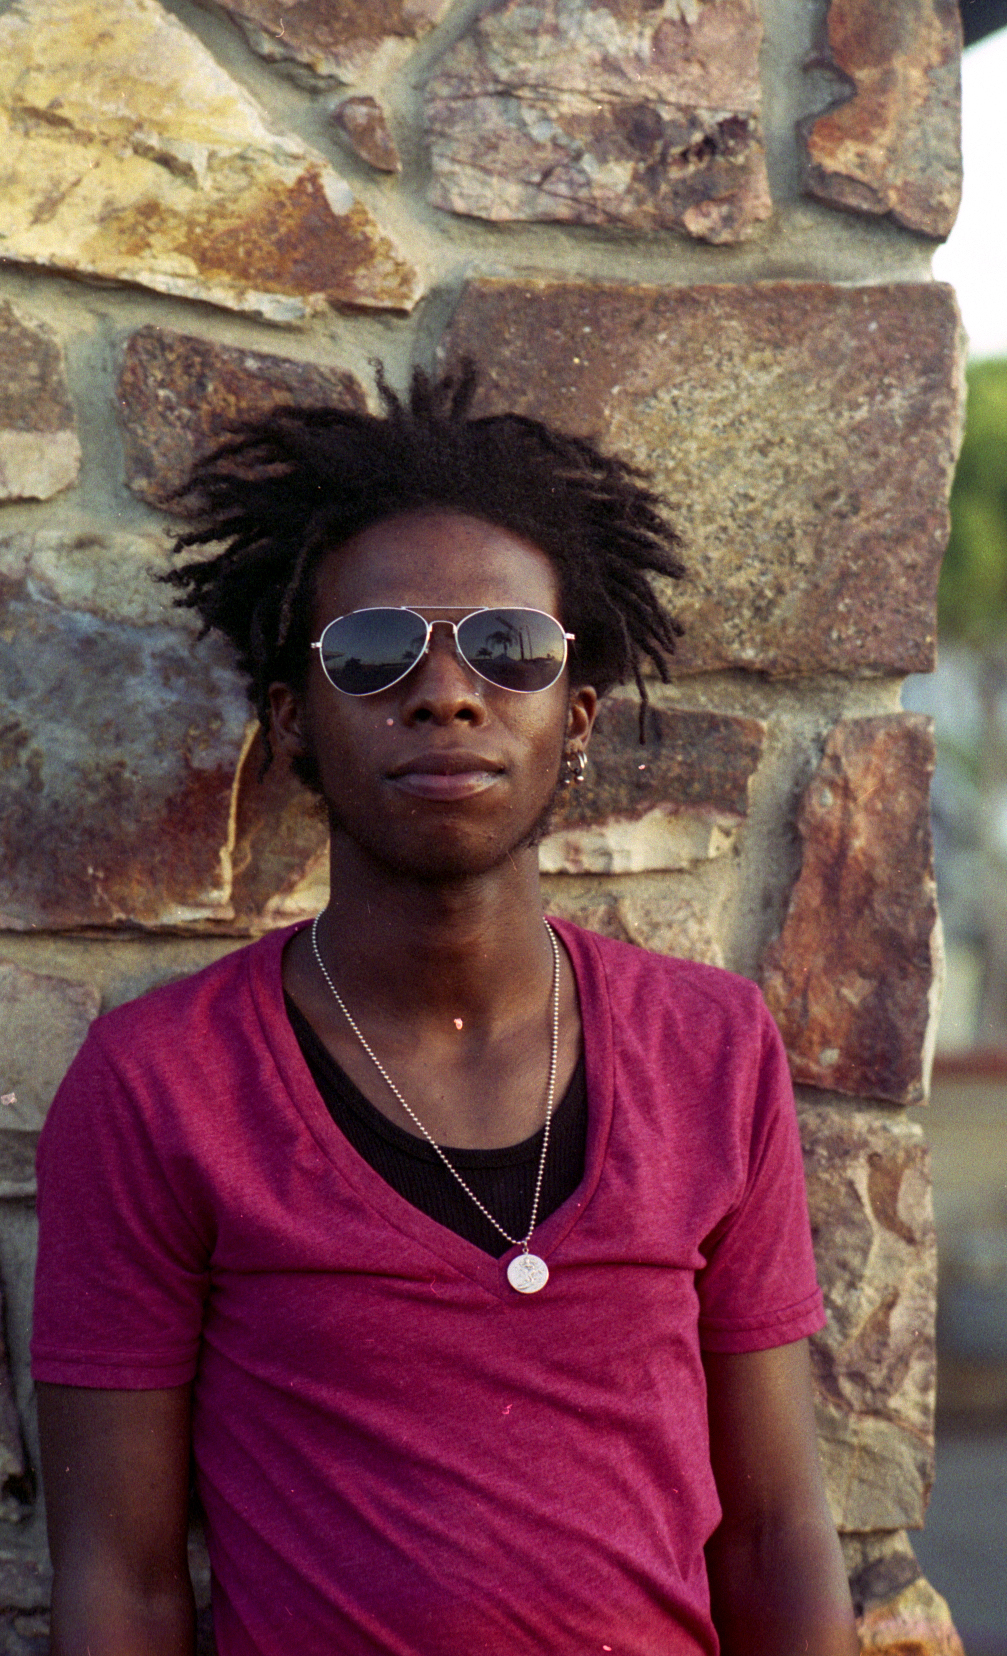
[325,810,549,885]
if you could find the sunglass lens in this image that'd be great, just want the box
[457,609,567,691]
[319,609,427,694]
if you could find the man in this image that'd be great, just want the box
[33,365,858,1655]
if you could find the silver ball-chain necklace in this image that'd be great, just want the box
[310,915,561,1295]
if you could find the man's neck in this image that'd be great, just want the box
[316,839,554,1034]
[282,836,576,1150]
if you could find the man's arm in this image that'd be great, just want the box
[703,1340,858,1656]
[38,1382,196,1656]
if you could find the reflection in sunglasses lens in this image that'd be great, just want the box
[321,610,427,695]
[458,610,565,691]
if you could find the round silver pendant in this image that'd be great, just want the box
[507,1252,549,1294]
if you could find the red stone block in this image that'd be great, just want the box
[802,0,962,240]
[332,97,401,173]
[0,299,80,501]
[539,699,764,873]
[553,698,765,825]
[117,328,366,509]
[763,716,940,1104]
[441,279,962,677]
[0,533,248,930]
[425,0,770,241]
[215,0,452,81]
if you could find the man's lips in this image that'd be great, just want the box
[388,754,504,777]
[386,753,505,800]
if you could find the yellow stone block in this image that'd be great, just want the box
[0,0,420,320]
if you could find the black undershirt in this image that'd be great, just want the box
[285,995,588,1258]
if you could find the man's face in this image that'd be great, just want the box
[269,508,597,883]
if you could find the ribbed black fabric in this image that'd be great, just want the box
[285,994,588,1258]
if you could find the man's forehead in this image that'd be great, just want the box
[312,508,563,617]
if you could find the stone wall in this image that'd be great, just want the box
[0,0,967,1650]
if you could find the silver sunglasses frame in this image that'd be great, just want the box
[310,605,575,697]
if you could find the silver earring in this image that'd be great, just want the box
[563,749,588,786]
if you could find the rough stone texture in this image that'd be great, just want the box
[0,936,248,1025]
[763,717,940,1106]
[0,530,249,930]
[212,0,453,84]
[332,97,401,173]
[841,1530,966,1654]
[117,328,366,509]
[0,302,80,503]
[542,879,725,966]
[802,1106,936,1532]
[0,1292,28,1521]
[0,1541,51,1617]
[538,697,765,873]
[858,1579,966,1655]
[0,1135,38,1202]
[425,0,771,242]
[0,1609,50,1655]
[844,1528,923,1616]
[0,0,420,324]
[0,962,99,1133]
[802,0,962,241]
[441,280,963,678]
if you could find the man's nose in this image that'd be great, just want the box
[399,623,487,723]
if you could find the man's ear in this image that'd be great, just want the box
[566,684,598,751]
[268,681,308,758]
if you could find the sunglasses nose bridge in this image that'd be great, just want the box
[423,616,461,639]
[418,616,468,668]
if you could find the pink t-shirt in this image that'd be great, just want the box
[33,920,824,1656]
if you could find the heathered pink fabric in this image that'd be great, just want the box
[33,919,824,1656]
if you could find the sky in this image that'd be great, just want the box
[931,26,1007,360]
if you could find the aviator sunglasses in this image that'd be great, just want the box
[311,606,575,697]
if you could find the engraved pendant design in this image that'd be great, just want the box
[507,1252,549,1294]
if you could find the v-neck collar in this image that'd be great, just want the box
[247,918,616,1303]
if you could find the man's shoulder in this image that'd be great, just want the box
[89,925,297,1064]
[39,927,304,1182]
[548,916,765,1019]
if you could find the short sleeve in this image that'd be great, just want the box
[32,1028,210,1389]
[696,1005,825,1353]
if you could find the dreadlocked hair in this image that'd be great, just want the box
[165,360,685,767]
